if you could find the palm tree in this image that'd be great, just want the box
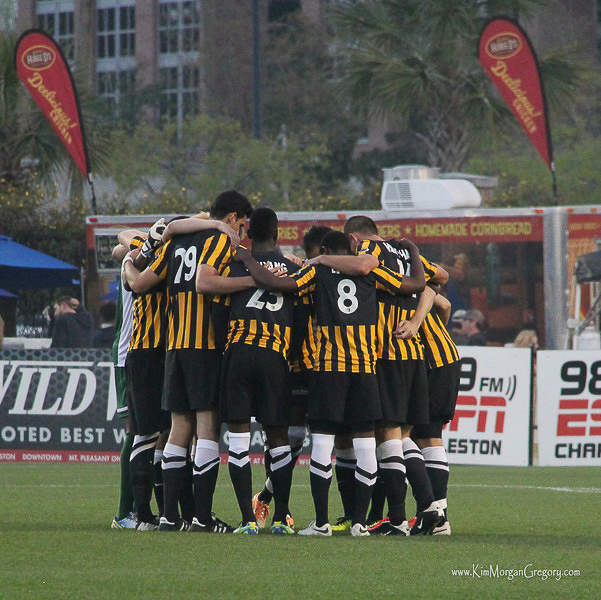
[333,0,585,171]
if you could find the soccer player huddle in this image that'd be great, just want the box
[113,189,460,537]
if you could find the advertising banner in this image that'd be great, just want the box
[273,216,544,247]
[14,29,91,180]
[444,346,532,466]
[0,349,123,462]
[537,351,601,466]
[478,18,553,171]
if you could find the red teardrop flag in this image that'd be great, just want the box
[14,29,91,180]
[478,18,554,174]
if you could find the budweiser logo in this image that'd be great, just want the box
[486,33,521,59]
[22,45,56,70]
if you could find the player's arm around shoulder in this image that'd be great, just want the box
[234,246,303,293]
[123,248,163,294]
[305,253,378,276]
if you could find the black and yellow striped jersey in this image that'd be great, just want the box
[289,295,317,372]
[128,278,168,351]
[357,239,437,361]
[218,250,302,357]
[289,263,404,374]
[113,235,146,365]
[420,309,460,369]
[149,229,232,350]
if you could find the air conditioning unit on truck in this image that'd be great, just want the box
[380,165,482,211]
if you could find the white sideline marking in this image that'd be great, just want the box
[451,483,601,494]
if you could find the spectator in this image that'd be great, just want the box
[451,309,487,346]
[93,301,117,348]
[50,296,94,348]
[449,315,468,345]
[442,253,470,311]
[513,329,539,351]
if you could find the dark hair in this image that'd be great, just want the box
[99,301,117,323]
[209,190,253,220]
[321,230,351,255]
[247,207,278,243]
[343,215,378,236]
[302,225,332,255]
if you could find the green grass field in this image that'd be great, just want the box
[1,463,600,600]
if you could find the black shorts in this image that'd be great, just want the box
[308,371,381,426]
[411,421,444,439]
[289,369,312,418]
[220,344,290,428]
[163,348,221,413]
[376,359,429,425]
[126,348,171,435]
[426,361,460,422]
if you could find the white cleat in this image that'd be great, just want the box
[298,520,332,536]
[432,521,451,535]
[350,523,370,537]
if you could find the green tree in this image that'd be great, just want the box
[105,114,330,213]
[263,9,363,185]
[333,0,585,172]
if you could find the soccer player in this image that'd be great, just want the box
[403,288,460,535]
[252,225,331,529]
[109,230,147,529]
[124,190,252,532]
[204,207,303,535]
[124,234,172,530]
[344,216,446,536]
[238,230,424,536]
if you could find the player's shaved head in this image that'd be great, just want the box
[343,215,378,236]
[247,207,278,243]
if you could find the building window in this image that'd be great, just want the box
[97,69,136,116]
[159,64,199,120]
[158,1,201,124]
[159,1,200,54]
[97,4,135,59]
[37,2,75,61]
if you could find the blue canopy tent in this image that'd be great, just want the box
[0,235,80,291]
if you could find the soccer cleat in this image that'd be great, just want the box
[432,521,452,535]
[252,492,270,528]
[367,516,389,531]
[233,521,259,535]
[286,512,295,529]
[331,517,352,533]
[410,502,445,536]
[408,517,417,529]
[368,518,409,536]
[189,515,235,533]
[271,521,296,535]
[111,512,136,529]
[298,521,332,536]
[350,523,370,537]
[366,518,383,529]
[158,516,189,531]
[135,516,160,531]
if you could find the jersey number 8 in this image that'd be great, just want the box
[337,279,358,314]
